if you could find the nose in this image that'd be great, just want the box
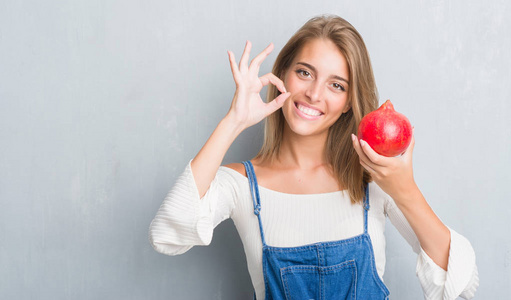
[304,80,323,103]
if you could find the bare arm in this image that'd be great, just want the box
[391,184,450,270]
[191,116,244,199]
[191,40,291,199]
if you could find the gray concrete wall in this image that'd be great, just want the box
[1,0,509,298]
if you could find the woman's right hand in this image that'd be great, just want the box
[226,40,291,130]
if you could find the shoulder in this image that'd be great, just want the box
[367,181,389,199]
[205,163,248,203]
[222,163,247,178]
[367,181,393,213]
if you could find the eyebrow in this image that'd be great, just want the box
[296,62,349,84]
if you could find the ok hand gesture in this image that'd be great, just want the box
[226,40,291,130]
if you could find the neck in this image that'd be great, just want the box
[277,122,329,171]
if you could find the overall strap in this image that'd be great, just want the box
[363,183,370,234]
[242,160,267,247]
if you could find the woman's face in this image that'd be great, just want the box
[281,38,351,137]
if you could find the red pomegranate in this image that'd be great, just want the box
[357,100,412,157]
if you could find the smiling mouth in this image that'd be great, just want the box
[294,102,324,117]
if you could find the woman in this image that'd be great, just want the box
[149,15,479,299]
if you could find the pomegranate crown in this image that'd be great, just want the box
[379,99,394,111]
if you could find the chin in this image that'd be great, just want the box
[283,115,326,137]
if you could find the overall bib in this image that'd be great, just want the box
[242,160,390,300]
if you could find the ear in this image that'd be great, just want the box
[342,104,351,113]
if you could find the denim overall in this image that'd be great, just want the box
[242,160,390,300]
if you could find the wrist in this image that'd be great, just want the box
[221,114,246,137]
[391,181,422,209]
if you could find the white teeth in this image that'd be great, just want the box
[297,103,322,116]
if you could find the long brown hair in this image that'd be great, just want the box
[253,14,378,204]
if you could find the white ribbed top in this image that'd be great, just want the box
[149,159,479,300]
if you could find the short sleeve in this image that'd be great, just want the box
[384,190,479,299]
[148,158,238,256]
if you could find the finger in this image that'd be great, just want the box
[351,134,375,169]
[264,92,291,115]
[402,128,415,160]
[259,73,287,94]
[359,157,376,174]
[249,42,274,75]
[359,139,389,166]
[239,40,251,73]
[227,51,242,83]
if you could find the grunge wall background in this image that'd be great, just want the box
[1,0,509,299]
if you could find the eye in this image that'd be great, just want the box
[295,69,311,77]
[332,82,346,92]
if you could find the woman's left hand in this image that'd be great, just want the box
[351,129,417,201]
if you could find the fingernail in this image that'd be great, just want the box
[360,139,365,146]
[351,134,355,141]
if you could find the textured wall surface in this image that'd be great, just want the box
[1,0,509,299]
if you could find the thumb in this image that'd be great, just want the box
[265,92,290,115]
[403,127,415,160]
